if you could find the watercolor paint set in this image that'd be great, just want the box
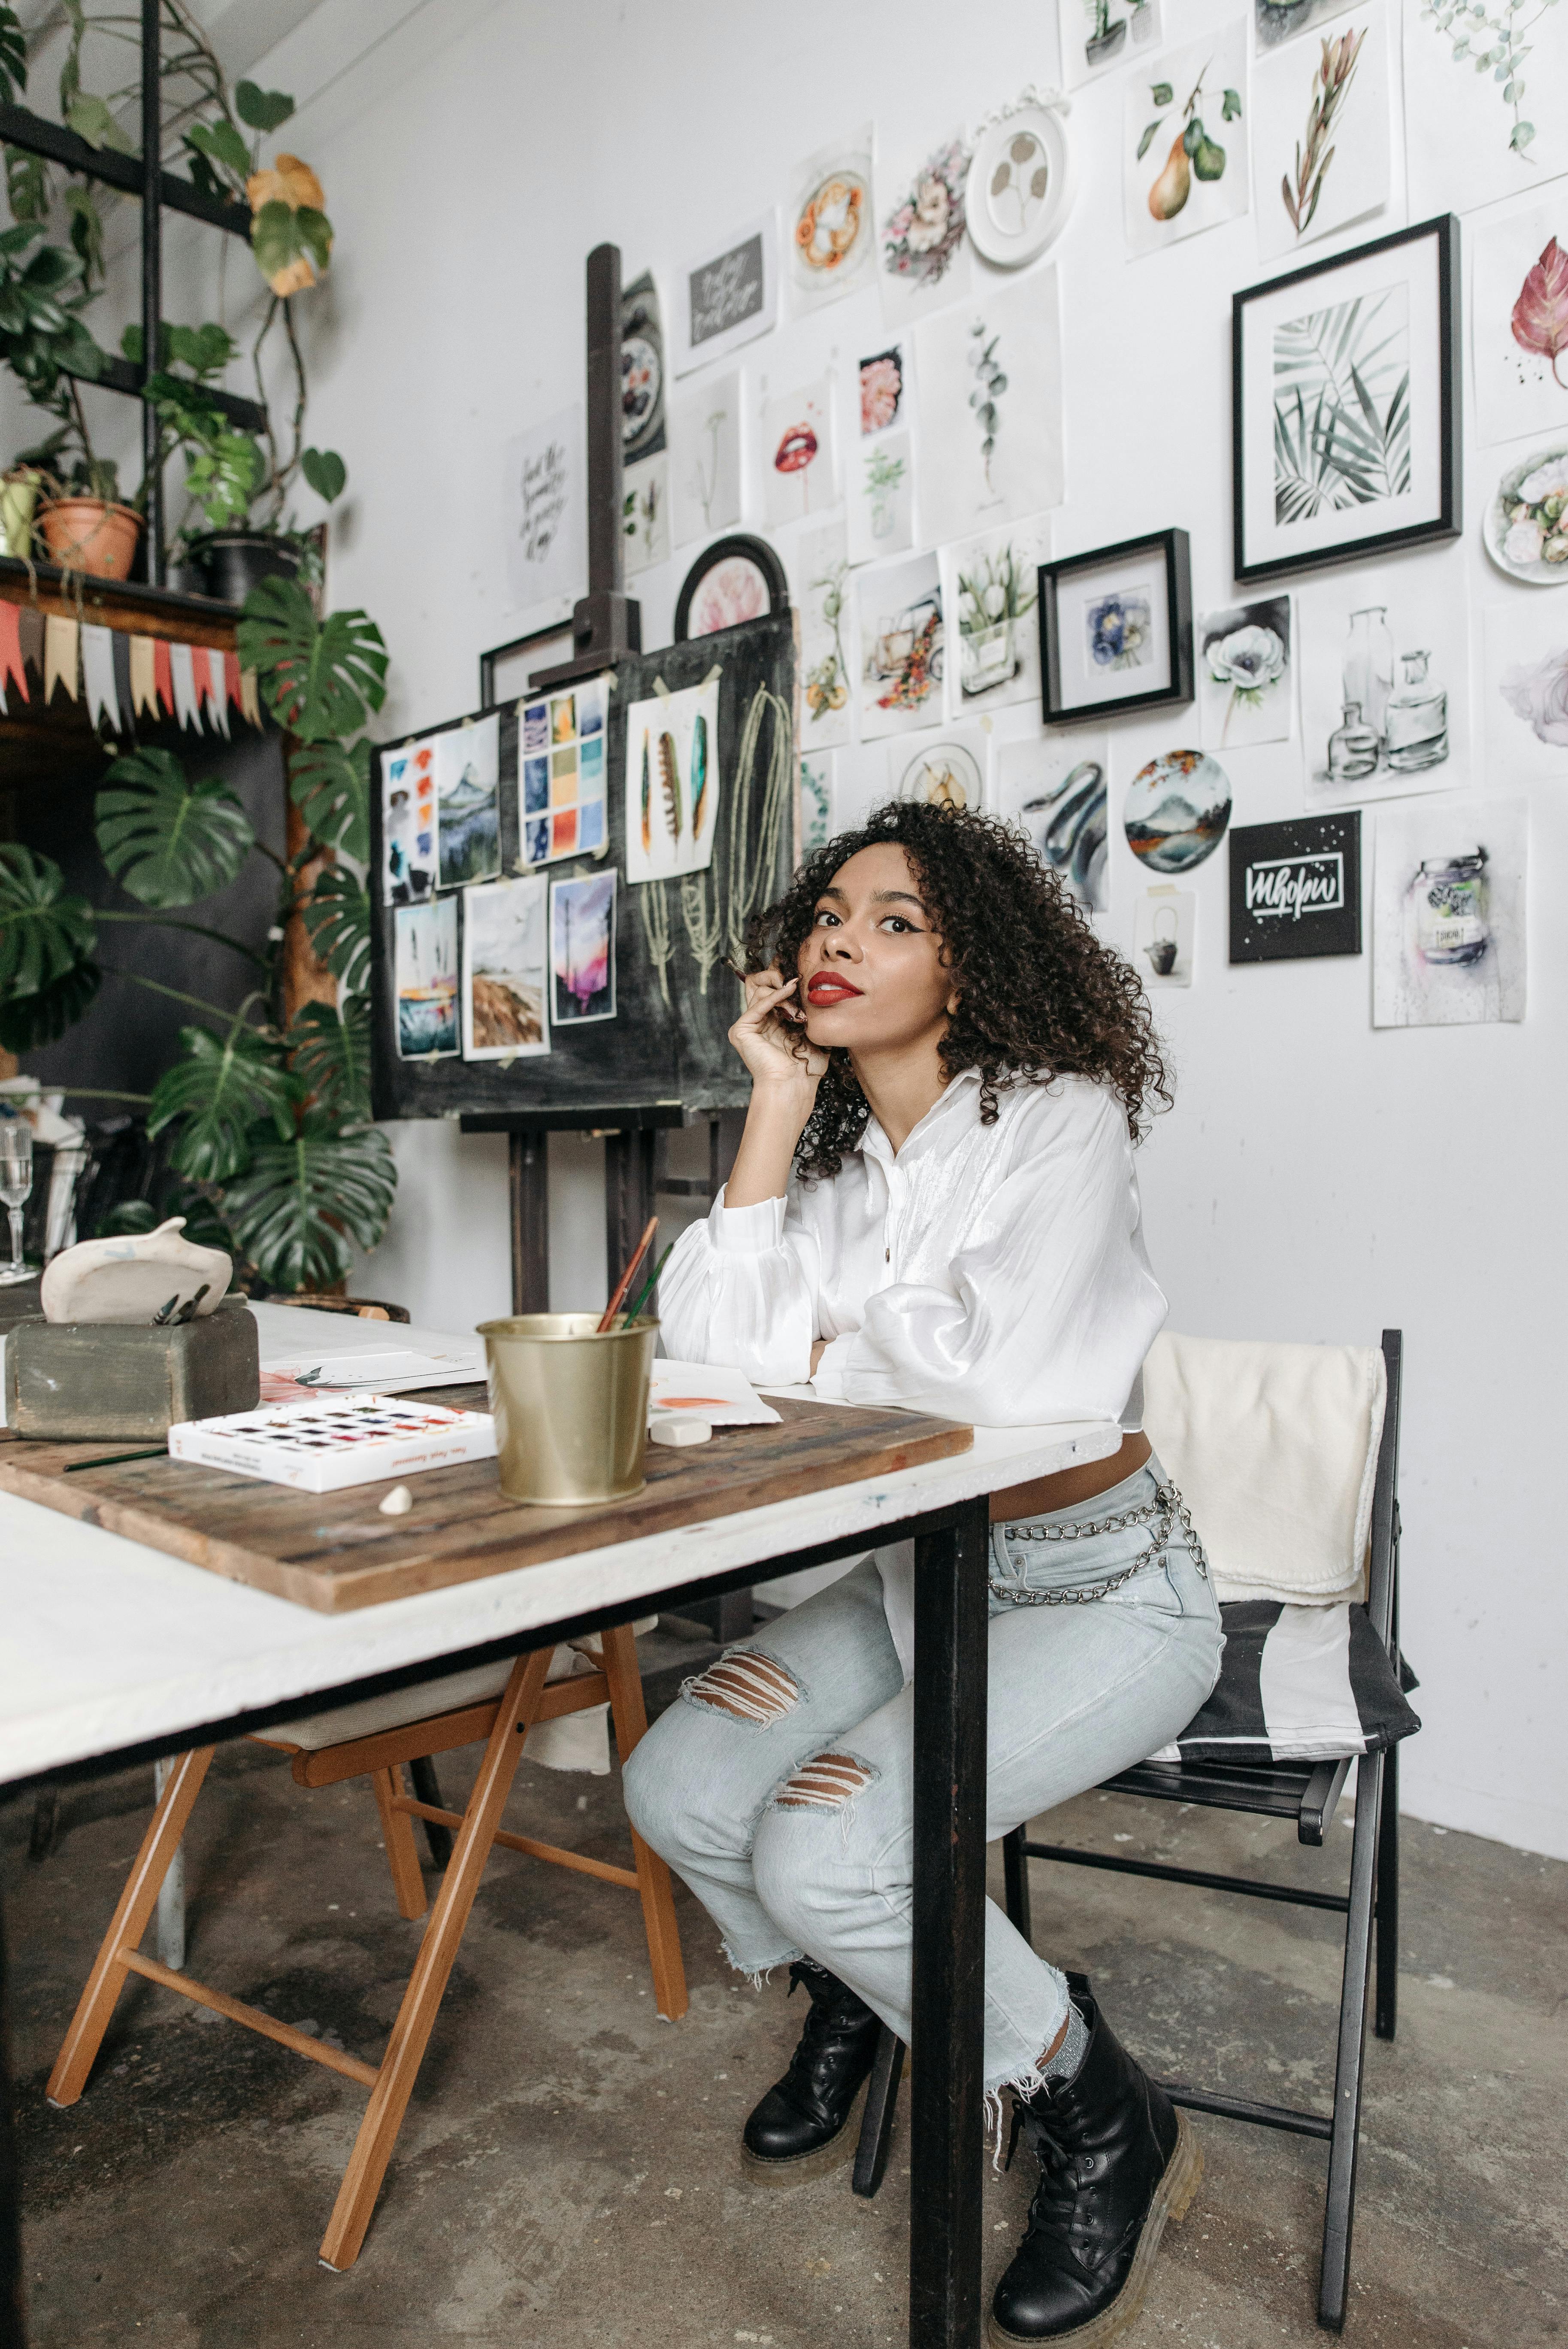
[168,1393,497,1494]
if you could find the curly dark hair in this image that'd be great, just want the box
[746,799,1172,1182]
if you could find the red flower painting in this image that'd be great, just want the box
[1511,237,1568,390]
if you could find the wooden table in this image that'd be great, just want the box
[0,1392,1122,2349]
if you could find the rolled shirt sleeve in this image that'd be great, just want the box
[656,1184,818,1387]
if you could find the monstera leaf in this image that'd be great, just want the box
[0,7,27,108]
[237,578,387,744]
[97,750,255,908]
[288,736,370,859]
[0,958,100,1054]
[288,996,372,1120]
[0,843,96,999]
[222,1112,395,1292]
[147,1020,295,1184]
[301,865,371,993]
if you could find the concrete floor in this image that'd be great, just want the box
[3,1628,1564,2349]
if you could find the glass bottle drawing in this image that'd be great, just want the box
[1411,848,1488,967]
[1343,606,1394,750]
[1385,649,1448,773]
[1327,700,1379,782]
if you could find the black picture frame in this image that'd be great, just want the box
[477,620,576,709]
[672,534,790,643]
[1036,527,1193,726]
[1232,214,1462,586]
[1229,813,1363,964]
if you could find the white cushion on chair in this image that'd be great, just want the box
[1143,1334,1385,1607]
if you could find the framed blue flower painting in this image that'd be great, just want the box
[1037,527,1194,724]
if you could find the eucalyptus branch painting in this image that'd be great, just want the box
[1417,0,1558,162]
[914,274,1063,543]
[1405,0,1568,216]
[1274,285,1411,524]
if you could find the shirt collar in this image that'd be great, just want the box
[860,1066,983,1167]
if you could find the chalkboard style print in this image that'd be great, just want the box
[517,676,608,868]
[1229,812,1362,962]
[1125,27,1249,257]
[997,734,1109,913]
[1134,888,1194,985]
[1373,794,1526,1027]
[789,126,876,313]
[461,874,550,1061]
[624,675,721,885]
[436,713,500,890]
[1124,749,1232,873]
[676,212,777,376]
[1199,597,1292,747]
[551,871,617,1026]
[394,899,459,1059]
[382,739,435,905]
[857,551,944,740]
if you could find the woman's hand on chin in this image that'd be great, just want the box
[730,969,828,1105]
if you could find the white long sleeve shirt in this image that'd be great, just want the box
[659,1068,1167,1671]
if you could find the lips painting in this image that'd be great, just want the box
[763,377,835,524]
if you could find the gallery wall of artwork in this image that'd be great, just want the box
[219,0,1568,1857]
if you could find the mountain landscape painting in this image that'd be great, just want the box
[1123,748,1233,872]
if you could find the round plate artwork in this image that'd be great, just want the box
[793,165,872,288]
[964,101,1074,269]
[1123,750,1231,873]
[621,331,661,457]
[897,740,984,810]
[673,534,789,643]
[1484,446,1568,585]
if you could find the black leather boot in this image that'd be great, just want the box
[989,1976,1202,2345]
[741,1958,883,2181]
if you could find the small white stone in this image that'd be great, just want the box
[378,1484,414,1516]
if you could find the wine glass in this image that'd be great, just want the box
[0,1120,34,1285]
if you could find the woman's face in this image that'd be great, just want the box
[796,843,956,1054]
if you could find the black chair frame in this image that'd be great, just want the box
[853,1328,1405,2336]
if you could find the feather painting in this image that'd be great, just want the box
[623,677,720,886]
[640,730,651,858]
[690,713,709,839]
[658,730,683,840]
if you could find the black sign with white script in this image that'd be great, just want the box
[1229,812,1362,963]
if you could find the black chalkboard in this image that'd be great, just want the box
[369,609,798,1123]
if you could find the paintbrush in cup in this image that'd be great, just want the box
[596,1215,658,1334]
[618,1241,674,1329]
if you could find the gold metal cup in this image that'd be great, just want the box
[477,1312,657,1505]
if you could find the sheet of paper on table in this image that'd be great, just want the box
[648,1361,780,1426]
[249,1302,487,1402]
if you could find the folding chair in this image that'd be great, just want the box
[45,1622,687,2270]
[854,1329,1405,2335]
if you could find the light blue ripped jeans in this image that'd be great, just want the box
[622,1452,1223,2101]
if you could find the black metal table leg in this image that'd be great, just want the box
[910,1497,991,2349]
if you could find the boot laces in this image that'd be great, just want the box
[1007,2093,1090,2247]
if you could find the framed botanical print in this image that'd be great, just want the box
[1233,215,1462,585]
[1037,527,1193,725]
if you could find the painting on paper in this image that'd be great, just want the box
[890,725,987,812]
[997,734,1109,912]
[789,126,876,313]
[381,739,435,906]
[914,273,1063,546]
[1064,0,1163,89]
[504,407,586,618]
[461,874,550,1061]
[848,430,914,564]
[675,212,777,375]
[760,377,836,526]
[1256,0,1364,45]
[876,131,972,324]
[856,552,944,740]
[516,674,609,869]
[1124,749,1232,874]
[1471,201,1568,452]
[1199,597,1293,748]
[799,753,832,852]
[394,898,460,1060]
[669,370,741,548]
[1253,9,1391,264]
[1299,561,1469,803]
[1403,0,1568,223]
[1483,602,1568,777]
[859,342,909,437]
[621,270,666,464]
[624,452,670,577]
[1483,444,1568,585]
[624,676,721,886]
[1133,887,1194,985]
[791,518,854,752]
[940,512,1050,718]
[1373,794,1526,1027]
[551,871,617,1025]
[436,714,501,891]
[1125,27,1249,257]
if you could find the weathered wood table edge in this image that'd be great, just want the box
[0,1389,973,1615]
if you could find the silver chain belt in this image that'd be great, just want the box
[989,1479,1210,1607]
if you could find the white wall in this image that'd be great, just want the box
[157,0,1562,1854]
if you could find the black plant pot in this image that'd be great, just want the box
[184,531,302,606]
[1085,18,1127,61]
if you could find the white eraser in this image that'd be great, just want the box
[648,1414,713,1448]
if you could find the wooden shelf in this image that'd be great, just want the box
[0,557,241,651]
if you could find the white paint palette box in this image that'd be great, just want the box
[168,1393,497,1494]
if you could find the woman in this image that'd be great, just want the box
[622,800,1221,2347]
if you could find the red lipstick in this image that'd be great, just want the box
[807,973,863,1005]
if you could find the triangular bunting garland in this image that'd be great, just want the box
[239,668,261,727]
[0,601,25,712]
[153,636,173,715]
[129,635,158,719]
[170,640,202,730]
[224,649,242,710]
[197,646,230,737]
[81,623,119,732]
[43,614,79,704]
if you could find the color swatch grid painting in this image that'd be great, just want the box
[518,676,608,869]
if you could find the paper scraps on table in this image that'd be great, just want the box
[648,1361,781,1426]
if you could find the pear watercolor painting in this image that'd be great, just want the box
[1125,26,1250,256]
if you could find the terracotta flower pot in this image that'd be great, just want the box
[36,497,142,581]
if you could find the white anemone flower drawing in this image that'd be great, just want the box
[1206,622,1286,744]
[1499,645,1568,747]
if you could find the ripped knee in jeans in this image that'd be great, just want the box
[769,1750,878,1811]
[681,1648,801,1729]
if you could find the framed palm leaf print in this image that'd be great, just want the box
[1232,215,1461,584]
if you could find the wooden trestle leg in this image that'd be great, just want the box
[600,1622,688,2022]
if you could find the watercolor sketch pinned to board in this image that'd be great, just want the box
[856,550,944,739]
[394,897,459,1059]
[1063,0,1163,89]
[675,212,778,375]
[940,512,1051,718]
[624,676,721,885]
[1471,199,1568,452]
[517,675,608,869]
[1483,601,1568,776]
[914,274,1063,547]
[759,376,836,526]
[461,873,550,1061]
[1125,26,1249,257]
[788,125,876,314]
[504,407,587,619]
[1299,560,1468,802]
[1402,0,1568,221]
[669,370,741,548]
[1252,8,1392,264]
[1199,597,1293,748]
[790,516,855,752]
[551,870,617,1025]
[436,715,501,891]
[876,129,972,324]
[381,737,435,905]
[1373,793,1526,1027]
[997,734,1109,911]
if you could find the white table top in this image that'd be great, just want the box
[0,1412,1119,1786]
